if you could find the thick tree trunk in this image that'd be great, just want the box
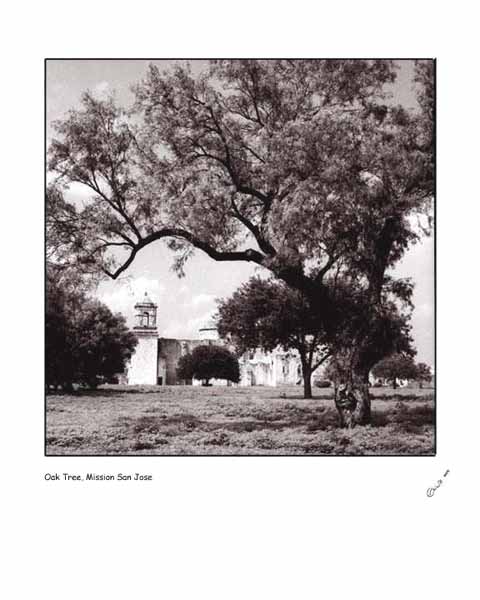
[353,377,371,425]
[335,369,371,427]
[393,378,397,390]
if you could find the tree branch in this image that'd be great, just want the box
[102,227,267,280]
[312,351,331,372]
[230,196,276,257]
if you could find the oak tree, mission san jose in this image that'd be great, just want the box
[48,59,433,424]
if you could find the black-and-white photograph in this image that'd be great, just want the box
[45,58,435,456]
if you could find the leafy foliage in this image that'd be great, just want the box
[48,60,433,292]
[176,344,240,385]
[46,276,137,389]
[216,276,330,397]
[415,362,433,387]
[217,277,324,353]
[372,353,419,388]
[46,184,103,292]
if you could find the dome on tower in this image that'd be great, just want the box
[135,291,156,307]
[143,291,154,303]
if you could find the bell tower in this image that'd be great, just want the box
[134,292,157,331]
[127,292,159,385]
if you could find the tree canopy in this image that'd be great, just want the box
[48,60,432,291]
[414,362,433,388]
[177,344,240,385]
[371,353,419,389]
[46,275,137,390]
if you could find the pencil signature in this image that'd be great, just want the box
[426,469,450,497]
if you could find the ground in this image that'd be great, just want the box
[46,385,435,456]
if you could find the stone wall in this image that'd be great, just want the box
[127,333,158,385]
[158,338,210,385]
[239,348,302,387]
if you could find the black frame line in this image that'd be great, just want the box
[44,57,437,458]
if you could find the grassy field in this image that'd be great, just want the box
[46,385,434,456]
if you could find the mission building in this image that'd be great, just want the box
[126,292,302,388]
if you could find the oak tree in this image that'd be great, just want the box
[216,277,331,399]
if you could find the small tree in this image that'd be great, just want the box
[415,362,433,388]
[372,353,418,389]
[176,353,194,384]
[177,345,240,386]
[46,270,77,391]
[217,277,330,399]
[73,300,138,388]
[46,276,137,390]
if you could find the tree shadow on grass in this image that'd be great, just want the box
[371,401,434,429]
[47,386,168,399]
[372,392,434,402]
[121,404,340,436]
[119,400,435,436]
[264,391,334,401]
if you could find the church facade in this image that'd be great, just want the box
[126,293,302,387]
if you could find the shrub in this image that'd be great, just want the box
[314,380,332,388]
[46,276,137,390]
[177,344,240,384]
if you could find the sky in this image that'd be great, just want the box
[46,59,434,366]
